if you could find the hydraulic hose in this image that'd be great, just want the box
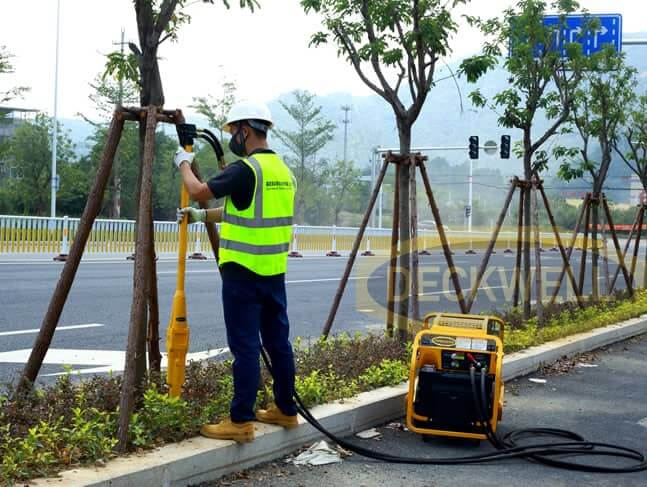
[196,131,224,162]
[260,348,647,473]
[199,129,224,159]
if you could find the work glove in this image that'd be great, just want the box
[177,207,206,224]
[173,147,195,168]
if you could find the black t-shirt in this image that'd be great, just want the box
[207,149,285,281]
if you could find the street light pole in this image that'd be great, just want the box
[341,105,351,164]
[50,0,61,218]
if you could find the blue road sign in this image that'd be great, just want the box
[542,14,622,57]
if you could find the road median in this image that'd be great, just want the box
[30,314,647,487]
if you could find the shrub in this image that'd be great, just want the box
[358,359,409,389]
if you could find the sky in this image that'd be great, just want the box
[1,0,645,120]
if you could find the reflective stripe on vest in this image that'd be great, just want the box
[221,156,293,228]
[219,153,295,276]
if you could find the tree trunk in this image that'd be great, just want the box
[109,156,121,219]
[396,119,411,343]
[133,119,148,390]
[522,132,532,319]
[591,199,600,301]
[118,106,157,451]
[139,45,164,107]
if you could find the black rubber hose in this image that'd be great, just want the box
[198,129,224,160]
[197,133,223,161]
[260,348,647,472]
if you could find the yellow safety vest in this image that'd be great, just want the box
[219,153,296,276]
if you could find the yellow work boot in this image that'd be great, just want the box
[256,404,299,429]
[200,418,254,443]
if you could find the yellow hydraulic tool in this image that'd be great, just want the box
[165,124,225,397]
[405,312,505,441]
[166,136,193,398]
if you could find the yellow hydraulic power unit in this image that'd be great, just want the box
[406,312,505,441]
[166,135,193,398]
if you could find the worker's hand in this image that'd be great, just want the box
[176,207,206,224]
[173,148,195,168]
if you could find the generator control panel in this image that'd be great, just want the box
[440,350,490,371]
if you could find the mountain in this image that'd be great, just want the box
[62,31,647,176]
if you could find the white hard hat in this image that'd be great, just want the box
[223,101,273,133]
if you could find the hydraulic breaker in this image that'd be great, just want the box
[166,133,193,397]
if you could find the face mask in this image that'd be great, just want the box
[229,125,248,157]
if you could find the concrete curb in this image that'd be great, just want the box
[31,315,647,487]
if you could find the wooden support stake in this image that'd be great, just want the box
[578,201,592,294]
[419,163,467,314]
[409,158,421,327]
[610,205,643,292]
[548,193,590,305]
[602,196,634,297]
[531,180,543,323]
[147,221,161,373]
[18,111,125,392]
[513,186,525,308]
[466,178,517,311]
[191,161,220,261]
[386,161,400,337]
[628,206,644,286]
[321,157,389,338]
[118,106,158,451]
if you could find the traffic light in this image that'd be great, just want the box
[465,205,472,218]
[500,135,511,159]
[469,136,479,160]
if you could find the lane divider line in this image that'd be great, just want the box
[0,323,104,337]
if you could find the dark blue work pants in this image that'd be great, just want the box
[222,276,297,423]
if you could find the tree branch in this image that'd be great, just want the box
[334,25,391,105]
[531,109,569,153]
[155,0,180,36]
[358,0,401,110]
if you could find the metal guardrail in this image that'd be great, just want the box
[0,214,601,257]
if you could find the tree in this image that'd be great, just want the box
[83,73,140,218]
[0,45,28,104]
[0,45,29,180]
[613,93,647,286]
[102,1,261,401]
[556,48,638,299]
[102,0,260,214]
[88,74,140,122]
[191,73,237,140]
[273,90,336,224]
[614,94,647,189]
[301,0,487,336]
[3,114,76,215]
[105,0,257,108]
[327,159,361,225]
[467,0,589,317]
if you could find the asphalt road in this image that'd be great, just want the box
[210,333,647,487]
[0,251,629,384]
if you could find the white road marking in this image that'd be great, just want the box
[638,418,647,429]
[156,271,383,285]
[0,323,104,337]
[419,285,506,296]
[0,347,230,376]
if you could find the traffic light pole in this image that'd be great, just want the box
[468,157,473,233]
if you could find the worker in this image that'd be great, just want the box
[173,101,298,443]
